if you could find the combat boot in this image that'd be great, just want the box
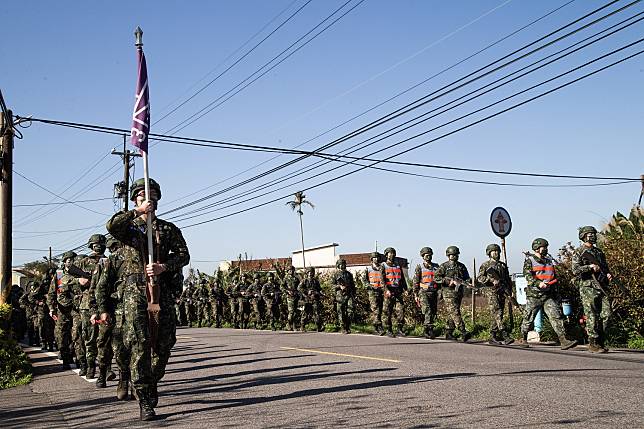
[48,343,54,352]
[488,336,501,345]
[396,326,407,337]
[587,339,605,353]
[116,371,129,400]
[87,363,96,379]
[515,333,530,348]
[106,369,117,381]
[139,396,156,421]
[79,363,88,377]
[62,357,72,371]
[502,332,514,345]
[386,329,395,338]
[375,325,383,336]
[150,383,158,408]
[445,331,456,341]
[461,331,472,343]
[95,366,107,388]
[559,336,578,351]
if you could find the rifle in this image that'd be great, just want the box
[484,266,522,309]
[443,276,474,293]
[67,264,92,280]
[579,249,629,299]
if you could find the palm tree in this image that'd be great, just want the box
[286,191,315,269]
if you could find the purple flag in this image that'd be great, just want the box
[131,46,150,153]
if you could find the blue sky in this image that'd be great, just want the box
[3,0,643,273]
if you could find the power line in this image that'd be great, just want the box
[176,43,644,228]
[13,197,113,207]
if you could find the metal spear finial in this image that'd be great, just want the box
[134,26,143,47]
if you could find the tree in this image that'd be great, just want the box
[286,191,314,269]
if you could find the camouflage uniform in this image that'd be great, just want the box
[69,257,87,372]
[261,274,281,330]
[9,285,27,342]
[78,250,106,377]
[333,261,355,333]
[180,284,195,326]
[298,271,323,332]
[282,269,301,331]
[477,244,513,344]
[380,248,408,336]
[249,276,264,329]
[364,254,385,334]
[413,254,440,338]
[209,278,226,328]
[47,255,77,368]
[518,239,576,350]
[194,280,211,327]
[19,285,38,346]
[435,247,471,340]
[227,279,241,328]
[106,205,189,410]
[30,279,55,351]
[235,277,252,329]
[572,226,612,351]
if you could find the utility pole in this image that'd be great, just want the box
[0,110,13,304]
[638,174,644,206]
[112,134,140,210]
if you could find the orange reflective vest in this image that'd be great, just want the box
[528,256,557,284]
[367,266,383,289]
[420,265,437,290]
[383,262,402,287]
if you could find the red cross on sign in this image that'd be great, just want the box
[490,207,512,238]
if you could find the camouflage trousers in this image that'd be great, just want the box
[251,299,263,327]
[36,305,54,347]
[286,296,299,329]
[368,289,384,328]
[383,288,405,331]
[335,291,351,329]
[485,289,507,338]
[237,299,250,327]
[71,310,86,365]
[96,320,113,368]
[418,289,438,328]
[229,299,239,327]
[300,299,322,330]
[55,310,73,362]
[579,285,612,341]
[111,305,128,373]
[211,300,223,327]
[520,293,566,337]
[442,289,466,333]
[183,303,194,325]
[80,309,98,364]
[264,299,280,328]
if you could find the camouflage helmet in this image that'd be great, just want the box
[61,251,77,262]
[87,234,107,247]
[446,246,460,256]
[253,272,261,279]
[383,247,396,256]
[485,244,501,256]
[578,225,597,241]
[419,247,433,257]
[531,238,549,250]
[336,258,346,268]
[129,178,162,201]
[106,237,120,249]
[308,267,315,274]
[369,252,380,261]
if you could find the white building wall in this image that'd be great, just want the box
[292,244,338,269]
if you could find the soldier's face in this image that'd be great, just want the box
[371,257,379,265]
[91,243,105,254]
[64,258,73,270]
[109,244,120,253]
[490,250,500,261]
[339,261,346,270]
[423,253,432,263]
[586,232,597,244]
[448,254,458,262]
[537,246,548,257]
[386,251,395,261]
[135,189,159,208]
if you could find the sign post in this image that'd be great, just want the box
[490,206,513,329]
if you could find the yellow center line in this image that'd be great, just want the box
[280,346,401,363]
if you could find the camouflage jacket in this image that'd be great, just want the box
[435,261,470,289]
[261,281,281,300]
[47,271,78,315]
[476,259,511,293]
[282,273,300,298]
[78,252,107,311]
[298,278,322,303]
[106,210,190,303]
[95,247,128,315]
[248,281,263,301]
[571,245,611,289]
[332,269,355,295]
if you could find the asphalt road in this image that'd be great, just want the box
[2,328,643,428]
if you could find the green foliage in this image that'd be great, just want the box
[0,304,32,389]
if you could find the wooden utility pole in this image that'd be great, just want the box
[112,135,140,210]
[471,257,476,323]
[0,110,14,304]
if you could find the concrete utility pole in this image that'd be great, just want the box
[112,135,140,210]
[0,110,13,304]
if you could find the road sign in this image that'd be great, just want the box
[490,207,512,238]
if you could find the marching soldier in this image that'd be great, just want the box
[298,267,324,332]
[209,271,226,328]
[180,280,195,327]
[283,266,301,331]
[102,177,190,420]
[380,247,408,337]
[228,273,246,329]
[236,273,252,329]
[261,272,281,330]
[364,252,385,335]
[435,246,472,342]
[31,277,55,351]
[333,259,355,334]
[477,244,513,345]
[47,251,77,370]
[413,247,439,339]
[516,238,577,350]
[19,282,39,346]
[249,273,264,329]
[572,226,613,353]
